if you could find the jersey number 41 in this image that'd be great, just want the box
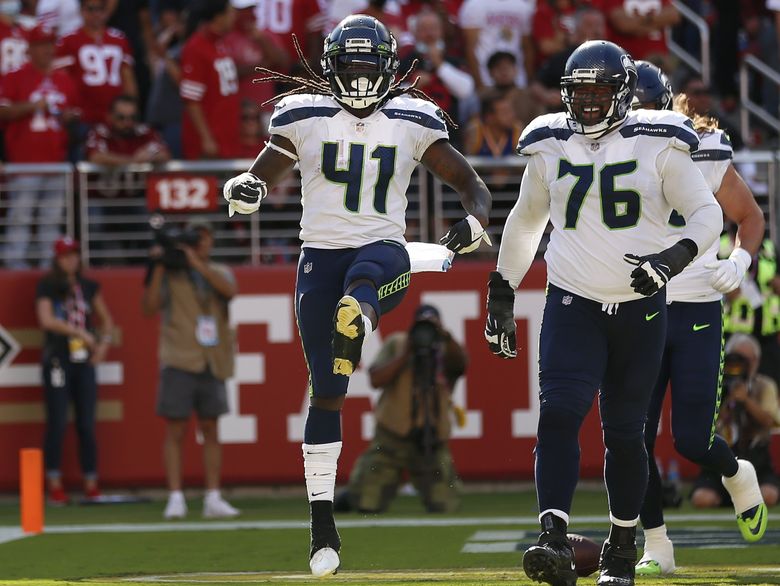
[322,142,397,214]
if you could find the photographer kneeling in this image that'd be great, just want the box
[142,218,240,519]
[691,333,780,508]
[336,305,467,513]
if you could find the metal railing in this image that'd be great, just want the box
[668,0,711,87]
[739,54,780,146]
[0,153,778,269]
[76,159,428,267]
[0,163,75,269]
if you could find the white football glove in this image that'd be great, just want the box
[440,214,492,254]
[223,172,267,217]
[704,248,752,294]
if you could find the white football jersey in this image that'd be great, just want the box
[517,109,702,303]
[666,128,733,303]
[268,93,448,249]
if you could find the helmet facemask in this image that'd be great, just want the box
[562,77,631,139]
[322,37,398,110]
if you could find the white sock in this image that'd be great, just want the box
[609,513,639,527]
[722,459,763,514]
[539,509,569,525]
[362,315,373,340]
[204,489,221,502]
[303,441,342,502]
[644,524,670,547]
[169,490,184,501]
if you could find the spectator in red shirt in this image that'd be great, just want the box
[54,0,136,127]
[532,0,578,67]
[223,0,288,117]
[0,16,29,75]
[86,94,170,165]
[179,0,240,160]
[596,0,680,63]
[255,0,324,66]
[85,94,170,260]
[0,25,80,268]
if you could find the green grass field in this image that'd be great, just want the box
[0,488,777,585]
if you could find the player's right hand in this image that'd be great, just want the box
[485,271,517,359]
[223,172,267,217]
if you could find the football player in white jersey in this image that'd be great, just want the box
[484,41,723,586]
[222,15,491,577]
[631,61,768,576]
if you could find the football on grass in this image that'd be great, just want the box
[568,533,600,577]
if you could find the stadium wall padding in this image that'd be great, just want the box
[0,263,777,489]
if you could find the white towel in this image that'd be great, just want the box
[405,242,455,273]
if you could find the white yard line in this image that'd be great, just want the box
[0,512,773,546]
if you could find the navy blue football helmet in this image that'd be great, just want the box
[560,40,637,138]
[321,15,399,110]
[632,60,673,111]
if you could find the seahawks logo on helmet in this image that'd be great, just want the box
[632,60,673,111]
[560,40,638,139]
[321,15,399,110]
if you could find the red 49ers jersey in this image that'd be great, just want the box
[0,63,79,162]
[179,28,241,160]
[254,0,322,62]
[0,20,28,75]
[55,27,134,124]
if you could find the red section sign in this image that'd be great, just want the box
[146,175,218,212]
[0,263,776,490]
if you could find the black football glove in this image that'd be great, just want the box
[223,172,267,217]
[484,271,517,359]
[440,214,492,254]
[624,239,698,296]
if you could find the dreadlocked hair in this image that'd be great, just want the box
[252,34,458,129]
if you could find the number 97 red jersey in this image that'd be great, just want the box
[54,27,134,125]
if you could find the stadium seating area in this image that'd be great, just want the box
[0,0,778,268]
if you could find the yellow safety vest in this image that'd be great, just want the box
[722,237,780,336]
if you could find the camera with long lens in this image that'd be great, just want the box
[149,214,200,270]
[409,318,441,354]
[722,352,750,399]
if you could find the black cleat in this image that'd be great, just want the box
[597,526,637,586]
[332,295,364,376]
[523,514,577,586]
[310,501,341,577]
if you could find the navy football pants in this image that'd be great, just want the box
[535,284,667,522]
[295,241,411,399]
[640,300,737,530]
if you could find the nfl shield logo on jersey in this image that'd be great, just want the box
[562,295,573,306]
[304,262,313,274]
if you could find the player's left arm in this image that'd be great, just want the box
[223,135,298,217]
[717,165,764,255]
[421,139,492,254]
[704,164,765,293]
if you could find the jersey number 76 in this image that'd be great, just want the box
[559,159,641,230]
[322,142,397,214]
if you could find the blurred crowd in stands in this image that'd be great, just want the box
[0,0,780,268]
[0,0,778,161]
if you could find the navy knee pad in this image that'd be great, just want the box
[604,430,646,461]
[344,261,382,317]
